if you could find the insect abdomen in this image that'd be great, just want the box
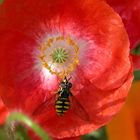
[55,97,70,116]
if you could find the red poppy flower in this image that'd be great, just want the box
[0,0,133,139]
[106,0,140,49]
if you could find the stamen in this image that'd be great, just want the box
[38,35,79,78]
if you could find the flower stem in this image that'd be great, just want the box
[7,112,50,140]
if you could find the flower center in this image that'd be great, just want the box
[38,35,79,78]
[51,48,68,63]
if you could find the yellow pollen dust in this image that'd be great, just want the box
[38,35,79,78]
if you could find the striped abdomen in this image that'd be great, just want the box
[55,97,70,116]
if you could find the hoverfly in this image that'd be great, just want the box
[33,77,89,121]
[55,76,72,116]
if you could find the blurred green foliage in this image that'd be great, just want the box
[0,0,4,4]
[82,127,107,140]
[131,44,140,55]
[0,124,107,140]
[0,125,8,140]
[132,44,140,81]
[15,124,31,140]
[0,124,31,140]
[134,70,140,80]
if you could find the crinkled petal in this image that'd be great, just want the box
[106,0,140,49]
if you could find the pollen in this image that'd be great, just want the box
[38,35,79,78]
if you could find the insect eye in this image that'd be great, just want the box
[68,82,72,88]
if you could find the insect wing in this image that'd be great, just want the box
[33,94,57,116]
[70,93,90,121]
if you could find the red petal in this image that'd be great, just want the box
[0,96,9,125]
[106,0,140,49]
